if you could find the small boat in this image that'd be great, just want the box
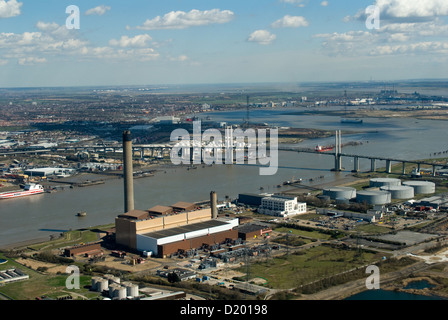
[76,211,87,217]
[315,145,334,152]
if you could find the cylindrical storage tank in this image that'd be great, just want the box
[357,190,391,205]
[97,279,109,292]
[109,283,119,298]
[104,274,120,285]
[323,187,357,200]
[123,282,139,298]
[370,178,401,188]
[115,286,127,300]
[380,185,414,199]
[402,181,435,195]
[91,276,100,291]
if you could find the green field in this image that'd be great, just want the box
[240,245,380,289]
[274,227,332,240]
[354,224,391,234]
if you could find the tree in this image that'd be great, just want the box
[167,272,181,283]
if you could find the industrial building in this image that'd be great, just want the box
[237,224,272,240]
[237,193,267,206]
[136,218,239,257]
[64,242,102,257]
[257,196,307,218]
[116,131,238,258]
[0,268,29,284]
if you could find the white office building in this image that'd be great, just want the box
[257,196,307,218]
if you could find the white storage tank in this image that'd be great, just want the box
[402,181,436,195]
[380,185,414,199]
[370,178,401,188]
[122,281,139,298]
[97,278,109,292]
[323,187,357,200]
[91,276,100,291]
[104,274,120,285]
[357,190,392,205]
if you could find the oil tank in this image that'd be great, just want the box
[104,274,120,285]
[369,178,401,188]
[323,187,357,200]
[91,276,100,291]
[380,185,414,199]
[109,283,126,299]
[122,281,139,298]
[357,190,391,205]
[97,278,109,292]
[402,181,435,195]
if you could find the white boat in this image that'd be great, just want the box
[0,183,45,200]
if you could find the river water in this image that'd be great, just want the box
[1,107,447,247]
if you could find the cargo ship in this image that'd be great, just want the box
[315,145,334,152]
[0,183,45,200]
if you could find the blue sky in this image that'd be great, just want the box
[0,0,447,87]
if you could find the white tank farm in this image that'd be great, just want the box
[370,178,401,188]
[380,185,415,199]
[357,190,392,205]
[323,187,357,200]
[402,181,436,195]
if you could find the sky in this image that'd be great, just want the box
[0,0,448,87]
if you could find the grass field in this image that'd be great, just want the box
[274,227,332,240]
[240,245,380,289]
[354,224,391,234]
[0,252,95,300]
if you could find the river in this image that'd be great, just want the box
[1,106,447,247]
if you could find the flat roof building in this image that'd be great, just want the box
[257,196,307,218]
[137,218,239,258]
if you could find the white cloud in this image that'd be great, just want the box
[321,1,329,7]
[271,15,309,28]
[247,30,276,45]
[280,0,306,8]
[18,57,46,65]
[0,0,22,18]
[134,9,235,30]
[375,0,448,19]
[109,34,152,48]
[85,5,111,16]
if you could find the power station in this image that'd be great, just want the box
[116,131,239,258]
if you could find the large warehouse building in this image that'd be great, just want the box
[115,195,239,258]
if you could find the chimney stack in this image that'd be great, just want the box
[210,191,218,219]
[123,130,134,213]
